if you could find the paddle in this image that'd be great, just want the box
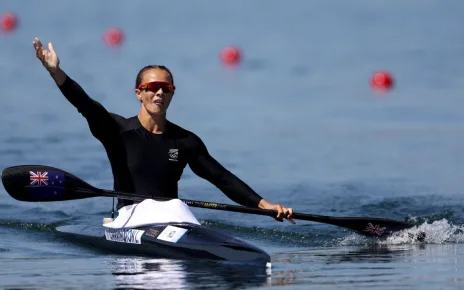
[1,165,414,238]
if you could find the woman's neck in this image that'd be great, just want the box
[137,109,167,134]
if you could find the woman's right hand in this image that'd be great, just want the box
[33,37,60,74]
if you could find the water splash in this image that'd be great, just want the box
[383,219,464,245]
[338,219,464,246]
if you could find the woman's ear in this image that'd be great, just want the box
[135,89,142,102]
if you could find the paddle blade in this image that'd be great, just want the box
[337,217,411,237]
[1,165,98,202]
[292,213,412,237]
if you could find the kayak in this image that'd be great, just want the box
[56,222,271,266]
[56,198,270,266]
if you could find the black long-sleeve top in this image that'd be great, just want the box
[58,76,263,209]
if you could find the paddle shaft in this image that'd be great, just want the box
[75,187,294,219]
[74,187,409,228]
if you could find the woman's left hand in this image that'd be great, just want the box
[258,199,295,224]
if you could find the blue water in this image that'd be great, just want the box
[1,1,464,289]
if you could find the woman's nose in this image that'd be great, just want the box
[155,88,165,96]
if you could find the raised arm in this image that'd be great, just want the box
[33,37,117,141]
[188,133,294,223]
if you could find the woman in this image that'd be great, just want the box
[33,37,294,223]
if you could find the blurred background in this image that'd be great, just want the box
[1,1,464,289]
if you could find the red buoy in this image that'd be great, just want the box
[104,28,124,46]
[370,71,394,90]
[1,12,18,32]
[220,46,241,65]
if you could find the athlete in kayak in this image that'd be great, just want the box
[33,37,294,223]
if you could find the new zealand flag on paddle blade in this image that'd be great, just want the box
[29,171,65,200]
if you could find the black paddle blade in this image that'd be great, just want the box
[292,213,413,237]
[1,165,98,202]
[340,217,412,237]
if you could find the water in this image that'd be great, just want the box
[1,0,464,289]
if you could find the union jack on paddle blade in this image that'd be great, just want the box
[29,171,48,186]
[363,223,387,236]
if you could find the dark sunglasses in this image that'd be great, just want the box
[137,81,175,93]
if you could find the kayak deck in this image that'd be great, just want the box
[56,222,270,265]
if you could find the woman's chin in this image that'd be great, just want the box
[148,108,166,116]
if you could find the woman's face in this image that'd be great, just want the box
[135,68,175,116]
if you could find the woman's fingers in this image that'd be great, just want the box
[259,200,296,225]
[288,207,293,219]
[33,37,42,50]
[38,48,46,62]
[33,38,45,61]
[276,205,284,219]
[35,46,43,60]
[275,205,296,224]
[33,38,52,64]
[48,42,55,54]
[287,207,295,224]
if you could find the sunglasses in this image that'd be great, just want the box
[137,81,175,93]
